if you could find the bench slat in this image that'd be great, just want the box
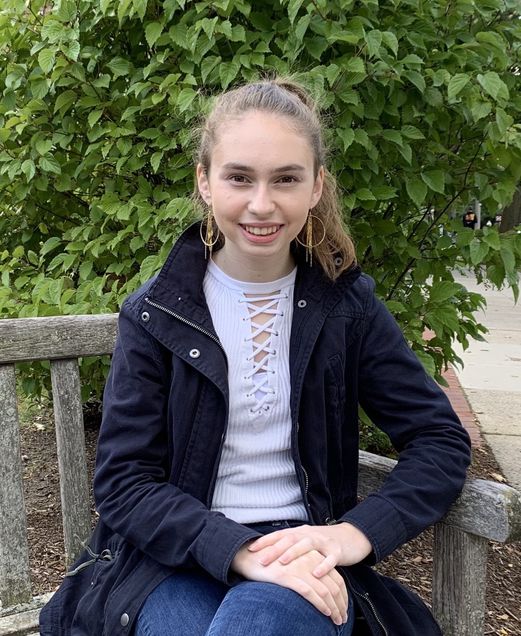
[0,365,32,606]
[432,523,488,636]
[0,314,118,363]
[358,450,521,543]
[51,359,92,564]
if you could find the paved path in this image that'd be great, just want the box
[451,271,521,491]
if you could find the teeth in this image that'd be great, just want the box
[244,225,279,236]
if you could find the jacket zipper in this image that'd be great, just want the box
[352,590,389,636]
[144,297,225,354]
[144,296,228,506]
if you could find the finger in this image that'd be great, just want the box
[290,575,342,624]
[326,571,349,623]
[258,536,300,565]
[247,531,284,552]
[278,537,314,564]
[312,553,338,577]
[319,571,348,625]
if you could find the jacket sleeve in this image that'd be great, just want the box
[339,280,471,563]
[93,300,260,583]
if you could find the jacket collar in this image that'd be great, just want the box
[147,221,361,326]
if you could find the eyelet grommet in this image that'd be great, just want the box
[189,348,200,359]
[297,299,307,308]
[141,311,150,322]
[334,256,343,267]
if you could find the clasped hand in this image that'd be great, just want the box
[231,522,372,626]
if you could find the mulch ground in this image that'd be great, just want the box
[18,399,521,636]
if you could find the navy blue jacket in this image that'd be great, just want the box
[40,222,471,635]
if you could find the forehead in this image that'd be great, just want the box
[210,111,315,168]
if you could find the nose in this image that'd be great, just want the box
[248,183,275,216]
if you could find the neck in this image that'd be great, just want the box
[212,248,295,282]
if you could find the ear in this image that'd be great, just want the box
[196,163,212,205]
[310,165,325,208]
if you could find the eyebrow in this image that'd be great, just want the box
[221,162,306,173]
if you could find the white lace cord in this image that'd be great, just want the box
[239,292,287,414]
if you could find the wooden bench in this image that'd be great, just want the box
[0,314,520,636]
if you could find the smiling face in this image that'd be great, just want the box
[196,110,324,282]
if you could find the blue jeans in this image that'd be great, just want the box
[136,522,355,636]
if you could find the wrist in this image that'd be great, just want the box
[330,522,373,565]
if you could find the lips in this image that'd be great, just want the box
[242,225,281,236]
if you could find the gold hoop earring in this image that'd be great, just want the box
[199,209,220,259]
[295,213,326,266]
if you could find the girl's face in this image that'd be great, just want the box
[196,111,324,282]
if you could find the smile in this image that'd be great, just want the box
[242,225,281,236]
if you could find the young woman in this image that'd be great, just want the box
[40,79,471,636]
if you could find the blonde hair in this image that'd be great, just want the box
[196,78,356,280]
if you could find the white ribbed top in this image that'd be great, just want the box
[203,259,307,523]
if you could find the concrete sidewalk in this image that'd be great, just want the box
[452,271,521,491]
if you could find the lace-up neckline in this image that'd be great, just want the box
[205,259,296,418]
[240,291,287,414]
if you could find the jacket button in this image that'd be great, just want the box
[297,299,307,308]
[189,348,201,358]
[120,613,130,627]
[141,311,150,322]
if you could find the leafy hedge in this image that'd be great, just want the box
[1,0,521,397]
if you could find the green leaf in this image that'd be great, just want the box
[107,57,132,78]
[38,48,55,74]
[477,72,509,101]
[41,237,62,255]
[287,0,306,24]
[382,130,403,147]
[54,90,76,114]
[365,30,382,58]
[471,100,492,122]
[355,188,376,201]
[145,22,164,48]
[140,255,161,282]
[406,178,427,207]
[415,349,436,377]
[469,239,489,265]
[381,31,398,56]
[39,155,62,175]
[421,170,445,194]
[150,151,163,173]
[482,229,501,250]
[338,128,355,151]
[403,70,426,93]
[21,160,35,182]
[372,185,397,200]
[500,246,516,274]
[219,60,240,89]
[447,73,470,100]
[176,87,197,112]
[429,281,462,303]
[401,125,424,140]
[88,110,103,128]
[295,14,311,42]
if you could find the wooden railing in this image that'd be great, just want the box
[0,315,520,636]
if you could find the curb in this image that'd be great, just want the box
[440,366,483,449]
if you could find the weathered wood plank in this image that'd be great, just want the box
[0,314,118,363]
[0,365,32,607]
[432,523,488,636]
[358,450,521,542]
[0,593,52,636]
[51,359,92,564]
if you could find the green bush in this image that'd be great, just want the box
[1,0,521,399]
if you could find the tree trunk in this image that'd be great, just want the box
[501,187,521,232]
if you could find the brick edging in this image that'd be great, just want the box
[440,366,483,448]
